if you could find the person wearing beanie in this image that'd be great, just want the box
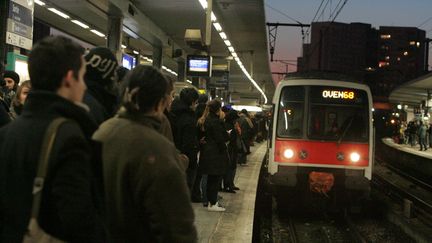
[171,88,200,193]
[83,47,119,124]
[2,70,20,107]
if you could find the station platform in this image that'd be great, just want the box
[193,142,267,243]
[381,137,432,159]
[378,138,432,186]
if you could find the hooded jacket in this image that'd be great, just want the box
[92,112,197,243]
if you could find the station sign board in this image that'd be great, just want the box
[6,0,34,50]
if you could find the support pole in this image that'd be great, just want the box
[0,0,10,64]
[107,15,123,63]
[205,0,212,48]
[152,45,162,69]
[177,59,185,82]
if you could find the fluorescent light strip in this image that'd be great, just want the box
[199,0,207,9]
[71,20,89,29]
[121,44,127,49]
[186,79,192,83]
[90,29,105,37]
[48,8,70,19]
[213,22,222,32]
[197,0,268,103]
[133,50,139,55]
[219,32,227,40]
[34,0,46,6]
[224,40,231,47]
[211,13,217,22]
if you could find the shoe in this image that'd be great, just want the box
[203,203,208,207]
[232,186,240,190]
[208,202,226,212]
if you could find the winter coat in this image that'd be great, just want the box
[0,98,10,127]
[83,79,118,124]
[0,91,106,243]
[418,124,427,139]
[171,100,199,169]
[199,112,229,175]
[92,112,197,243]
[225,110,240,169]
[238,113,253,140]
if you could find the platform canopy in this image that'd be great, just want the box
[389,72,432,106]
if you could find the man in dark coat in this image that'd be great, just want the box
[83,47,119,124]
[0,36,106,242]
[0,63,11,127]
[171,88,200,191]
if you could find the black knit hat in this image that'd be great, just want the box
[84,47,118,86]
[3,70,20,84]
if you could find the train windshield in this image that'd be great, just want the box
[277,86,305,138]
[277,85,369,142]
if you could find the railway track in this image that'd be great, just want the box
[272,208,369,243]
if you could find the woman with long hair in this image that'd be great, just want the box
[10,80,31,118]
[198,99,229,212]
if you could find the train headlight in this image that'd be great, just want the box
[283,149,294,159]
[350,152,360,163]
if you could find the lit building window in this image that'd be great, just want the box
[380,34,391,39]
[379,61,390,67]
[385,56,390,60]
[403,51,408,56]
[416,42,421,47]
[397,57,401,61]
[409,41,416,45]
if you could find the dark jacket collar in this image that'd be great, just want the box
[171,100,194,115]
[118,109,162,131]
[22,91,98,137]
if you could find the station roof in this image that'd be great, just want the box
[389,72,432,106]
[34,0,274,104]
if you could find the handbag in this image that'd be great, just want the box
[23,118,68,243]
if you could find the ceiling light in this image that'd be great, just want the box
[213,22,222,32]
[48,8,70,19]
[121,44,127,49]
[224,40,231,47]
[199,0,207,9]
[34,0,46,6]
[133,50,139,55]
[228,46,235,53]
[219,32,227,40]
[90,29,105,37]
[232,52,238,58]
[211,13,217,22]
[71,20,89,29]
[186,80,192,84]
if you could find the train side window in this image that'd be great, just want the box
[277,86,305,138]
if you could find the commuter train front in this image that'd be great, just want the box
[268,77,373,201]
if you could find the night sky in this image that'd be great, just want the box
[265,0,432,83]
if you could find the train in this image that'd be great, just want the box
[267,73,373,204]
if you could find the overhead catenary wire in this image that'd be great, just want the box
[418,16,432,28]
[265,3,302,25]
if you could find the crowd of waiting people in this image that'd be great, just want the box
[395,119,432,151]
[0,36,267,242]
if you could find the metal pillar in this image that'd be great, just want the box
[177,59,186,82]
[0,0,9,64]
[107,15,123,63]
[152,45,162,69]
[205,0,212,48]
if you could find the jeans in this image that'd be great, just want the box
[201,174,208,204]
[206,175,222,205]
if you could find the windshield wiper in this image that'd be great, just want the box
[337,117,354,146]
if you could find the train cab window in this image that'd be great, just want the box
[277,86,305,138]
[308,86,369,142]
